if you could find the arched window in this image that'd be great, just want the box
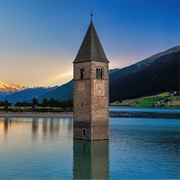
[82,128,86,137]
[96,68,103,79]
[80,68,84,79]
[100,69,103,79]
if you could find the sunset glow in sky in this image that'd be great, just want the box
[0,0,179,87]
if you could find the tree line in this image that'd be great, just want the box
[0,97,73,110]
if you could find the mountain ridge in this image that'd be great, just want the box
[1,86,58,103]
[110,45,180,83]
[1,45,179,103]
[109,50,180,102]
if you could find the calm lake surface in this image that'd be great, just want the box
[110,106,180,114]
[0,109,180,179]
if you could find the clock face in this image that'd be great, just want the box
[94,80,105,96]
[96,84,103,92]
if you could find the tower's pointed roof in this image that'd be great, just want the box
[73,21,109,63]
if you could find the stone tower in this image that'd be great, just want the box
[73,19,109,141]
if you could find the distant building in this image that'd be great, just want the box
[73,17,109,140]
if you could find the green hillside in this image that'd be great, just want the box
[111,92,180,108]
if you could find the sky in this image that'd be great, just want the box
[0,0,179,87]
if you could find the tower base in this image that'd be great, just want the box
[73,121,109,141]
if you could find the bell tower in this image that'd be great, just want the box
[73,15,109,140]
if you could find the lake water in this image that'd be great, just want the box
[110,106,180,114]
[0,116,180,179]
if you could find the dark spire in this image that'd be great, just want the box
[73,21,109,64]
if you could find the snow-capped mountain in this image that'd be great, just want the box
[0,81,25,92]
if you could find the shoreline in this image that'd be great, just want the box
[0,111,73,118]
[0,111,179,119]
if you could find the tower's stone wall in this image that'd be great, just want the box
[73,62,91,140]
[91,62,109,140]
[73,61,109,140]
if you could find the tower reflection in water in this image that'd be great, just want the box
[73,140,109,179]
